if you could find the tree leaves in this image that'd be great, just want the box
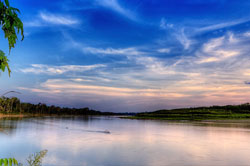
[0,1,24,52]
[0,158,18,166]
[4,0,9,7]
[26,150,48,166]
[0,150,47,166]
[0,50,11,76]
[0,0,24,76]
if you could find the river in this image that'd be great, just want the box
[0,116,250,166]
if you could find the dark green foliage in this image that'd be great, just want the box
[133,103,250,120]
[0,50,10,76]
[0,0,24,51]
[0,97,115,115]
[0,0,24,75]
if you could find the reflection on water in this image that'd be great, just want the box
[0,117,22,135]
[1,116,250,165]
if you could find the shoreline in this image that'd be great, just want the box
[0,113,27,118]
[0,113,118,119]
[121,115,250,121]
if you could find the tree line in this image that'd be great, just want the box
[0,97,115,115]
[152,103,250,114]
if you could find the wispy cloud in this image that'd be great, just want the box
[24,12,79,27]
[196,34,240,64]
[19,78,190,98]
[84,47,144,56]
[175,29,193,50]
[65,36,146,56]
[20,64,105,75]
[40,12,79,25]
[197,18,250,33]
[157,48,171,53]
[160,18,173,30]
[243,31,250,37]
[96,0,137,21]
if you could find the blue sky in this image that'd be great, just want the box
[1,0,250,112]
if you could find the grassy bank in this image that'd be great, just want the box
[127,103,250,120]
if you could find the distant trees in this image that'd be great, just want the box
[0,97,115,115]
[0,0,24,76]
[0,97,21,113]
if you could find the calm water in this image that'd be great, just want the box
[1,116,250,166]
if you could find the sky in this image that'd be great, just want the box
[1,0,250,112]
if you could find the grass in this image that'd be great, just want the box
[126,104,250,121]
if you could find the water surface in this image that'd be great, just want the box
[1,116,250,166]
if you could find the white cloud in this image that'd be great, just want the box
[40,12,79,25]
[19,78,190,99]
[83,47,144,56]
[196,35,240,64]
[203,36,224,52]
[175,29,193,50]
[158,48,171,53]
[20,64,105,75]
[63,35,145,56]
[96,0,137,21]
[243,31,250,37]
[197,18,250,33]
[228,32,238,43]
[24,12,79,27]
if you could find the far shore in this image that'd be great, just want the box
[0,113,27,118]
[0,113,118,119]
[123,103,250,121]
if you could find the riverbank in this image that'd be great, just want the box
[0,113,27,118]
[0,113,119,119]
[0,113,55,119]
[124,104,250,121]
[125,114,250,121]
